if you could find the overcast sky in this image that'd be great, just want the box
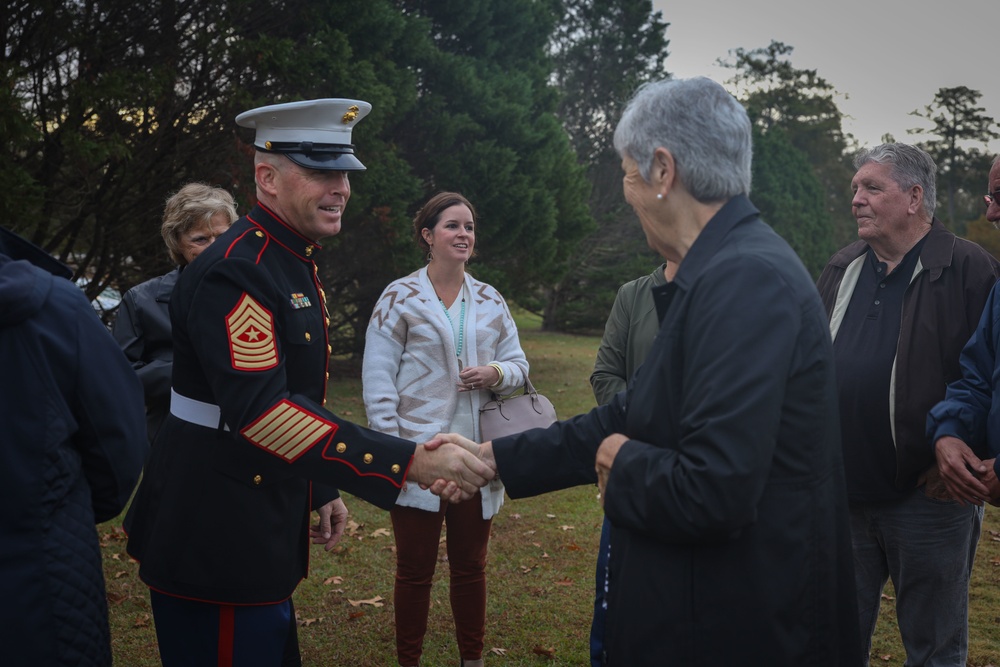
[651,0,998,153]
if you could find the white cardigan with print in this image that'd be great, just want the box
[362,266,528,518]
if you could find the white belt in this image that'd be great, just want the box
[170,389,231,431]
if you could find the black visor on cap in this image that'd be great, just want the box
[261,141,366,171]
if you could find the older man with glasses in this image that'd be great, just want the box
[817,144,1000,666]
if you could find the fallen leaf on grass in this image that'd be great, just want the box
[554,578,573,586]
[324,575,344,585]
[489,648,508,656]
[879,654,892,661]
[299,617,322,627]
[546,514,556,519]
[565,543,582,551]
[348,596,384,607]
[133,613,150,628]
[520,565,537,574]
[114,571,129,579]
[511,513,521,519]
[370,528,391,538]
[880,593,895,601]
[558,525,575,531]
[348,611,366,620]
[110,553,121,561]
[107,592,128,606]
[532,645,556,658]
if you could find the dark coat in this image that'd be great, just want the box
[817,220,1000,489]
[493,196,861,666]
[125,204,416,604]
[0,241,147,666]
[112,267,178,444]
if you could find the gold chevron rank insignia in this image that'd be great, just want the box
[241,400,337,462]
[227,293,278,371]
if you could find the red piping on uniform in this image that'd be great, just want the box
[224,228,259,259]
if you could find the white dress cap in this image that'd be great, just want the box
[235,98,372,171]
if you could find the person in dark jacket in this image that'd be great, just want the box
[587,261,674,667]
[123,98,494,667]
[436,76,862,666]
[817,144,1000,666]
[112,182,238,444]
[928,154,1000,503]
[0,226,147,667]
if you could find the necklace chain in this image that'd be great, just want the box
[440,297,465,359]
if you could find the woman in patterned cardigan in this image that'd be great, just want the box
[363,192,528,667]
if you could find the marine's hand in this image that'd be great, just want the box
[311,497,348,552]
[596,433,628,508]
[408,440,495,503]
[934,436,990,505]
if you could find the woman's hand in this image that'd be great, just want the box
[458,364,500,392]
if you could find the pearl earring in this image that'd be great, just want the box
[656,193,663,200]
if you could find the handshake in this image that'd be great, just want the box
[406,434,498,503]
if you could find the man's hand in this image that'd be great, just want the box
[596,433,629,508]
[976,458,1000,507]
[408,437,496,504]
[934,436,990,505]
[310,497,348,552]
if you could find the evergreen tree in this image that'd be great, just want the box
[721,41,856,250]
[908,86,1000,230]
[542,0,669,331]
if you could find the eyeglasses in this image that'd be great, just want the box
[985,190,1000,207]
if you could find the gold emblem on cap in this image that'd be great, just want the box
[342,105,360,123]
[265,140,272,150]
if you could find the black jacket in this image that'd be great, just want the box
[112,267,178,444]
[493,196,861,666]
[125,205,416,604]
[0,231,146,666]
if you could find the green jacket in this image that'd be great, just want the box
[590,264,667,406]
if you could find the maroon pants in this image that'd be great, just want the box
[390,492,492,665]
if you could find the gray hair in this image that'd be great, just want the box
[161,183,238,265]
[613,77,752,202]
[853,143,937,219]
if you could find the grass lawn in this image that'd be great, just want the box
[102,312,1000,665]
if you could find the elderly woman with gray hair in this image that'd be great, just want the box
[112,182,237,444]
[435,77,862,665]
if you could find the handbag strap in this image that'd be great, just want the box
[490,375,537,401]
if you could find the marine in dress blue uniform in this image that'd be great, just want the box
[125,99,418,667]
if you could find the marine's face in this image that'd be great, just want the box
[178,213,231,265]
[275,160,351,242]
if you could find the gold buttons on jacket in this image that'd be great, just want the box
[391,464,401,474]
[255,231,264,238]
[363,453,373,464]
[253,474,262,485]
[336,442,347,453]
[305,332,311,342]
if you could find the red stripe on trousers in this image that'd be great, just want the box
[218,605,235,667]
